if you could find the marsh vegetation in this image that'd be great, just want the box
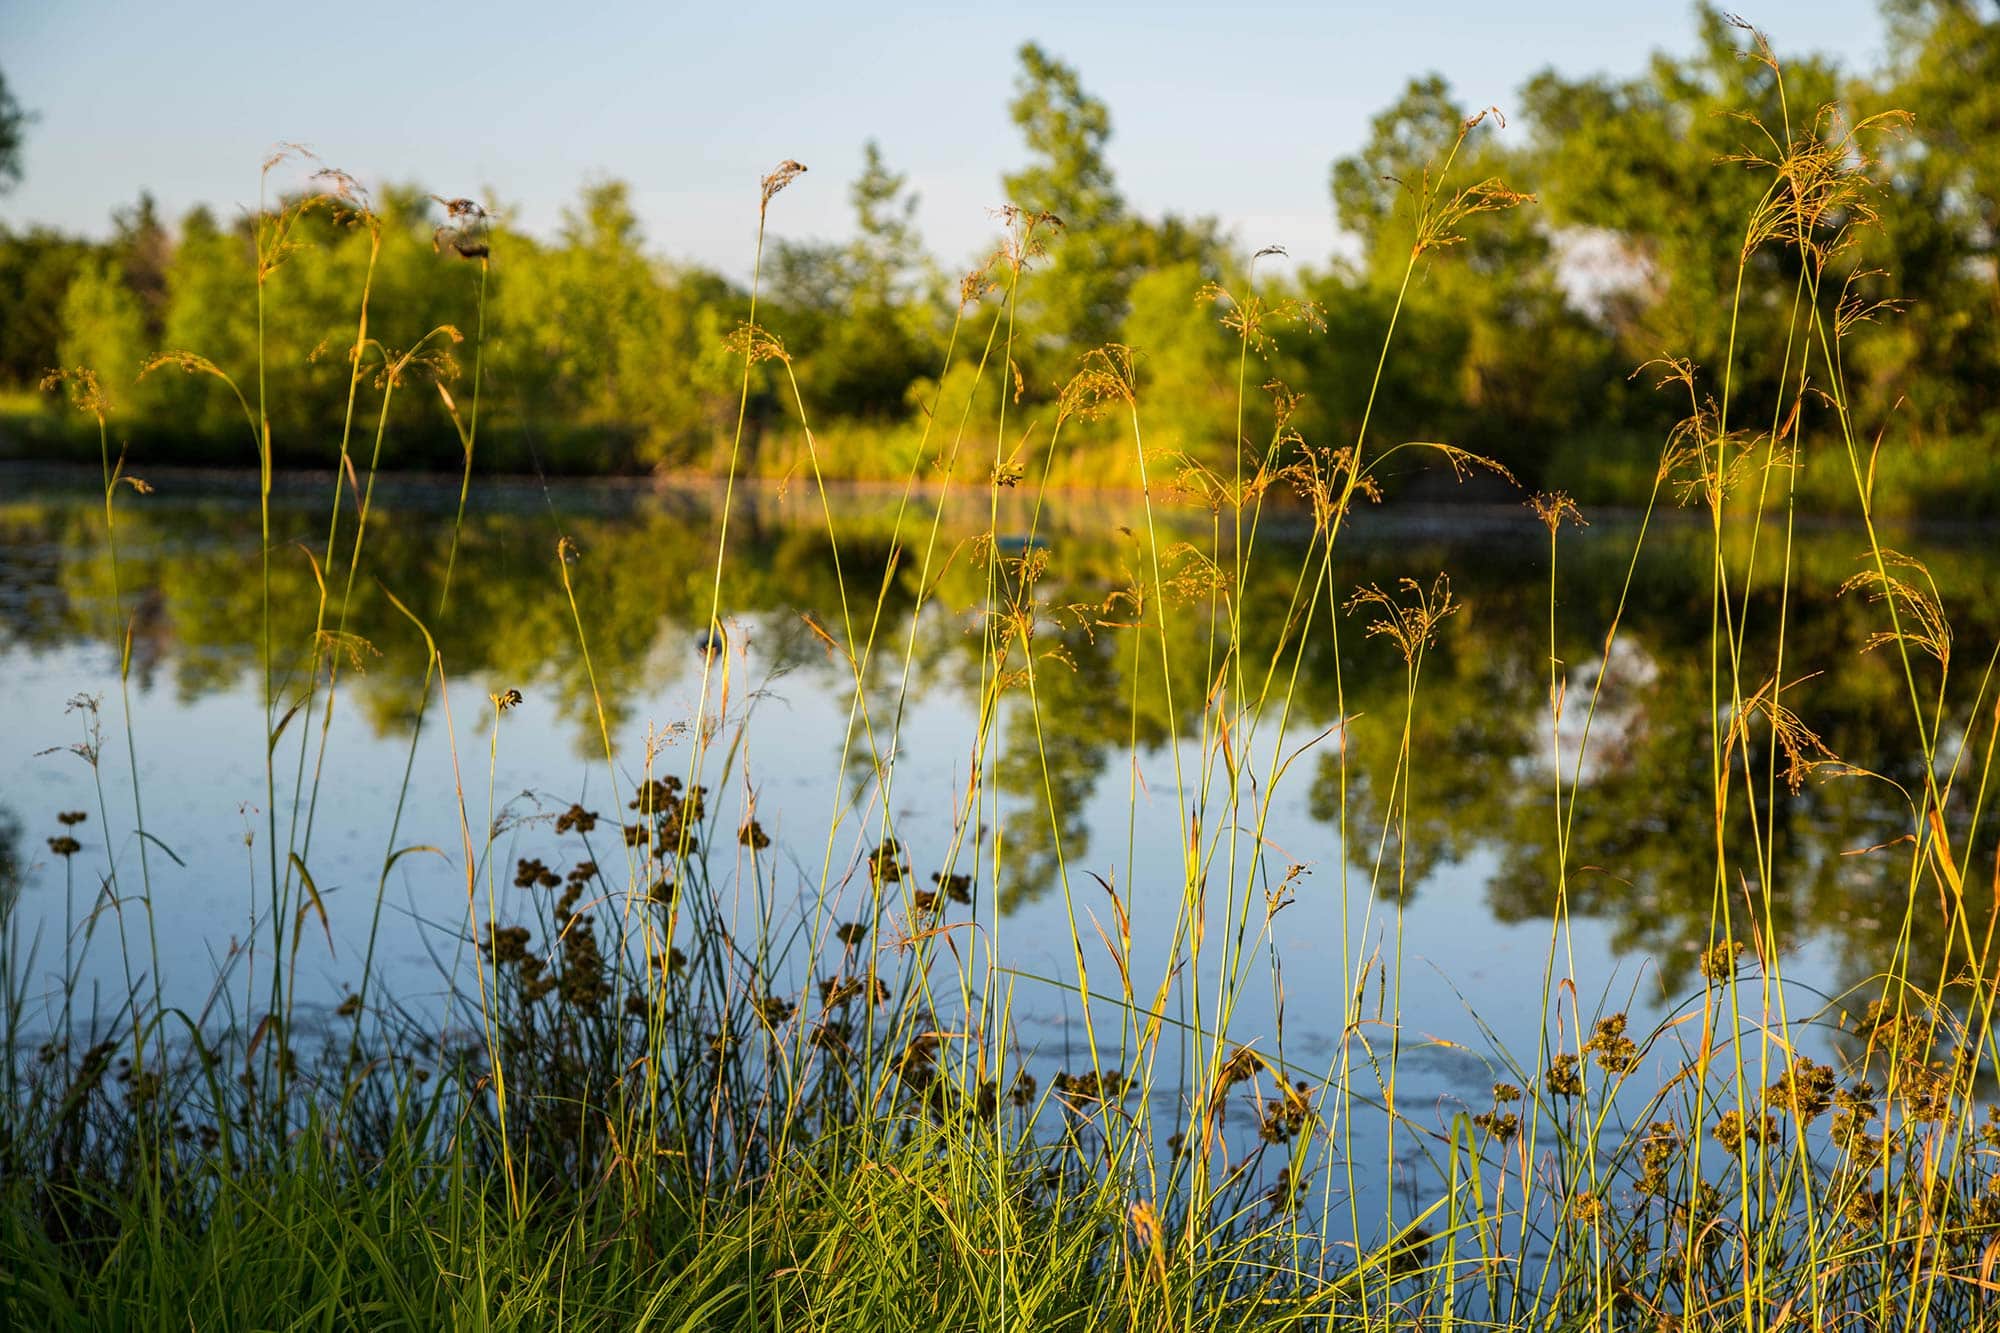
[7,11,2000,1331]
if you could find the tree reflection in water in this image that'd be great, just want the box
[3,475,1994,1005]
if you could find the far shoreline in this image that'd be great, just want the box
[7,457,1996,548]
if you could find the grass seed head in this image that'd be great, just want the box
[760,159,807,216]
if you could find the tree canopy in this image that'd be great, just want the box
[5,7,2000,508]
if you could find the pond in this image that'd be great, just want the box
[1,461,1988,1200]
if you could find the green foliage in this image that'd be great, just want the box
[1121,261,1238,456]
[1002,41,1132,363]
[1332,73,1473,258]
[997,44,1229,399]
[767,142,940,424]
[1310,74,1616,473]
[57,258,159,419]
[1516,7,1842,410]
[0,67,26,193]
[1848,0,2000,433]
[495,180,742,469]
[0,226,93,386]
[8,7,2000,504]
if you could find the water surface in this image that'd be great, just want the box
[2,463,1989,1180]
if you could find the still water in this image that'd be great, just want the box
[1,463,1989,1174]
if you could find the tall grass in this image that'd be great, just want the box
[7,27,2000,1330]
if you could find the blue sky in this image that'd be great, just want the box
[2,2,1890,280]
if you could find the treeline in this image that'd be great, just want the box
[3,2,1999,495]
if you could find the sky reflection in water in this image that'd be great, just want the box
[2,467,1990,1175]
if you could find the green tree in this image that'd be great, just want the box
[0,68,28,193]
[495,180,739,469]
[111,193,173,340]
[0,226,97,385]
[59,256,161,416]
[1301,75,1610,483]
[1516,6,1842,411]
[849,140,925,312]
[763,143,940,423]
[838,142,937,417]
[834,141,937,415]
[156,205,255,442]
[1003,43,1132,367]
[1882,1,2000,268]
[1330,74,1471,258]
[1119,260,1238,459]
[1854,0,2000,433]
[1000,43,1230,432]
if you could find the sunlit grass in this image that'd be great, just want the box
[6,25,2000,1331]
